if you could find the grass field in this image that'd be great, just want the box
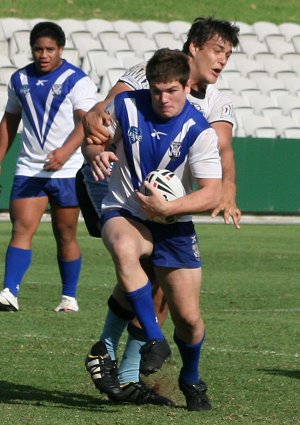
[0,0,300,24]
[0,221,299,425]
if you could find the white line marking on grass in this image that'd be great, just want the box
[208,308,300,313]
[208,346,299,358]
[1,213,300,224]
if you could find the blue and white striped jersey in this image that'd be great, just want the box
[6,59,97,178]
[102,89,222,221]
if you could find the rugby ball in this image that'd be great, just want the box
[141,169,186,224]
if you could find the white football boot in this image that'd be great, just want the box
[54,295,79,312]
[0,288,19,311]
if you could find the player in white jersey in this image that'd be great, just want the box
[85,49,222,411]
[0,22,97,312]
[80,17,240,406]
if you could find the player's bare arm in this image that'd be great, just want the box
[0,112,21,166]
[44,109,87,171]
[136,178,222,221]
[210,120,241,229]
[82,81,132,145]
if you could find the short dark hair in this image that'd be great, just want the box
[30,21,66,47]
[146,48,190,87]
[182,16,240,54]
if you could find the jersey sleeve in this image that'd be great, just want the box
[104,98,121,143]
[206,87,235,126]
[5,79,22,114]
[69,76,97,111]
[188,127,222,179]
[118,62,149,90]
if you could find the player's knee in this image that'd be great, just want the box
[176,313,201,335]
[111,239,140,265]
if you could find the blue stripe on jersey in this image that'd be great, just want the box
[114,90,210,189]
[11,60,86,149]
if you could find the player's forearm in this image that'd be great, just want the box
[167,180,222,216]
[220,147,238,201]
[220,145,236,185]
[61,107,92,156]
[81,140,104,164]
[0,137,9,163]
[61,121,86,156]
[88,82,130,115]
[0,113,19,161]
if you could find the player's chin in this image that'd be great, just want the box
[209,70,222,84]
[208,75,219,85]
[159,110,174,119]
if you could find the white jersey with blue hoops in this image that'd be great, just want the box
[119,62,235,127]
[102,89,222,222]
[6,59,97,178]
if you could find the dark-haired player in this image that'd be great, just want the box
[0,21,96,312]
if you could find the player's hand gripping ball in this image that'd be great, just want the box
[141,169,186,224]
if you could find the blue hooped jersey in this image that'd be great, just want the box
[6,60,96,178]
[102,89,222,221]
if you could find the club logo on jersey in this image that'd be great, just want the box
[168,140,182,160]
[222,103,233,118]
[20,84,30,95]
[36,79,47,86]
[151,129,167,140]
[52,84,62,96]
[190,101,203,112]
[128,126,142,144]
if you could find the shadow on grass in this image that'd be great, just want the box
[0,380,118,411]
[258,368,300,379]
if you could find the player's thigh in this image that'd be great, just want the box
[156,267,202,321]
[10,196,49,236]
[102,217,153,260]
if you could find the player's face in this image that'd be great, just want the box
[189,34,233,87]
[150,80,190,119]
[32,37,63,74]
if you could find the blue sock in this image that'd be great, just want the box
[125,281,164,342]
[57,256,81,298]
[174,332,205,384]
[4,246,32,296]
[100,308,130,360]
[118,333,144,385]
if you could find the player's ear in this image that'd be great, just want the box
[185,79,191,94]
[189,42,198,57]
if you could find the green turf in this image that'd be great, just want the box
[0,221,299,425]
[0,0,300,24]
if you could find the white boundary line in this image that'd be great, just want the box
[1,212,300,224]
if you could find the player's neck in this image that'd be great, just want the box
[190,80,207,96]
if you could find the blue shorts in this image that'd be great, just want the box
[11,176,79,207]
[101,209,202,269]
